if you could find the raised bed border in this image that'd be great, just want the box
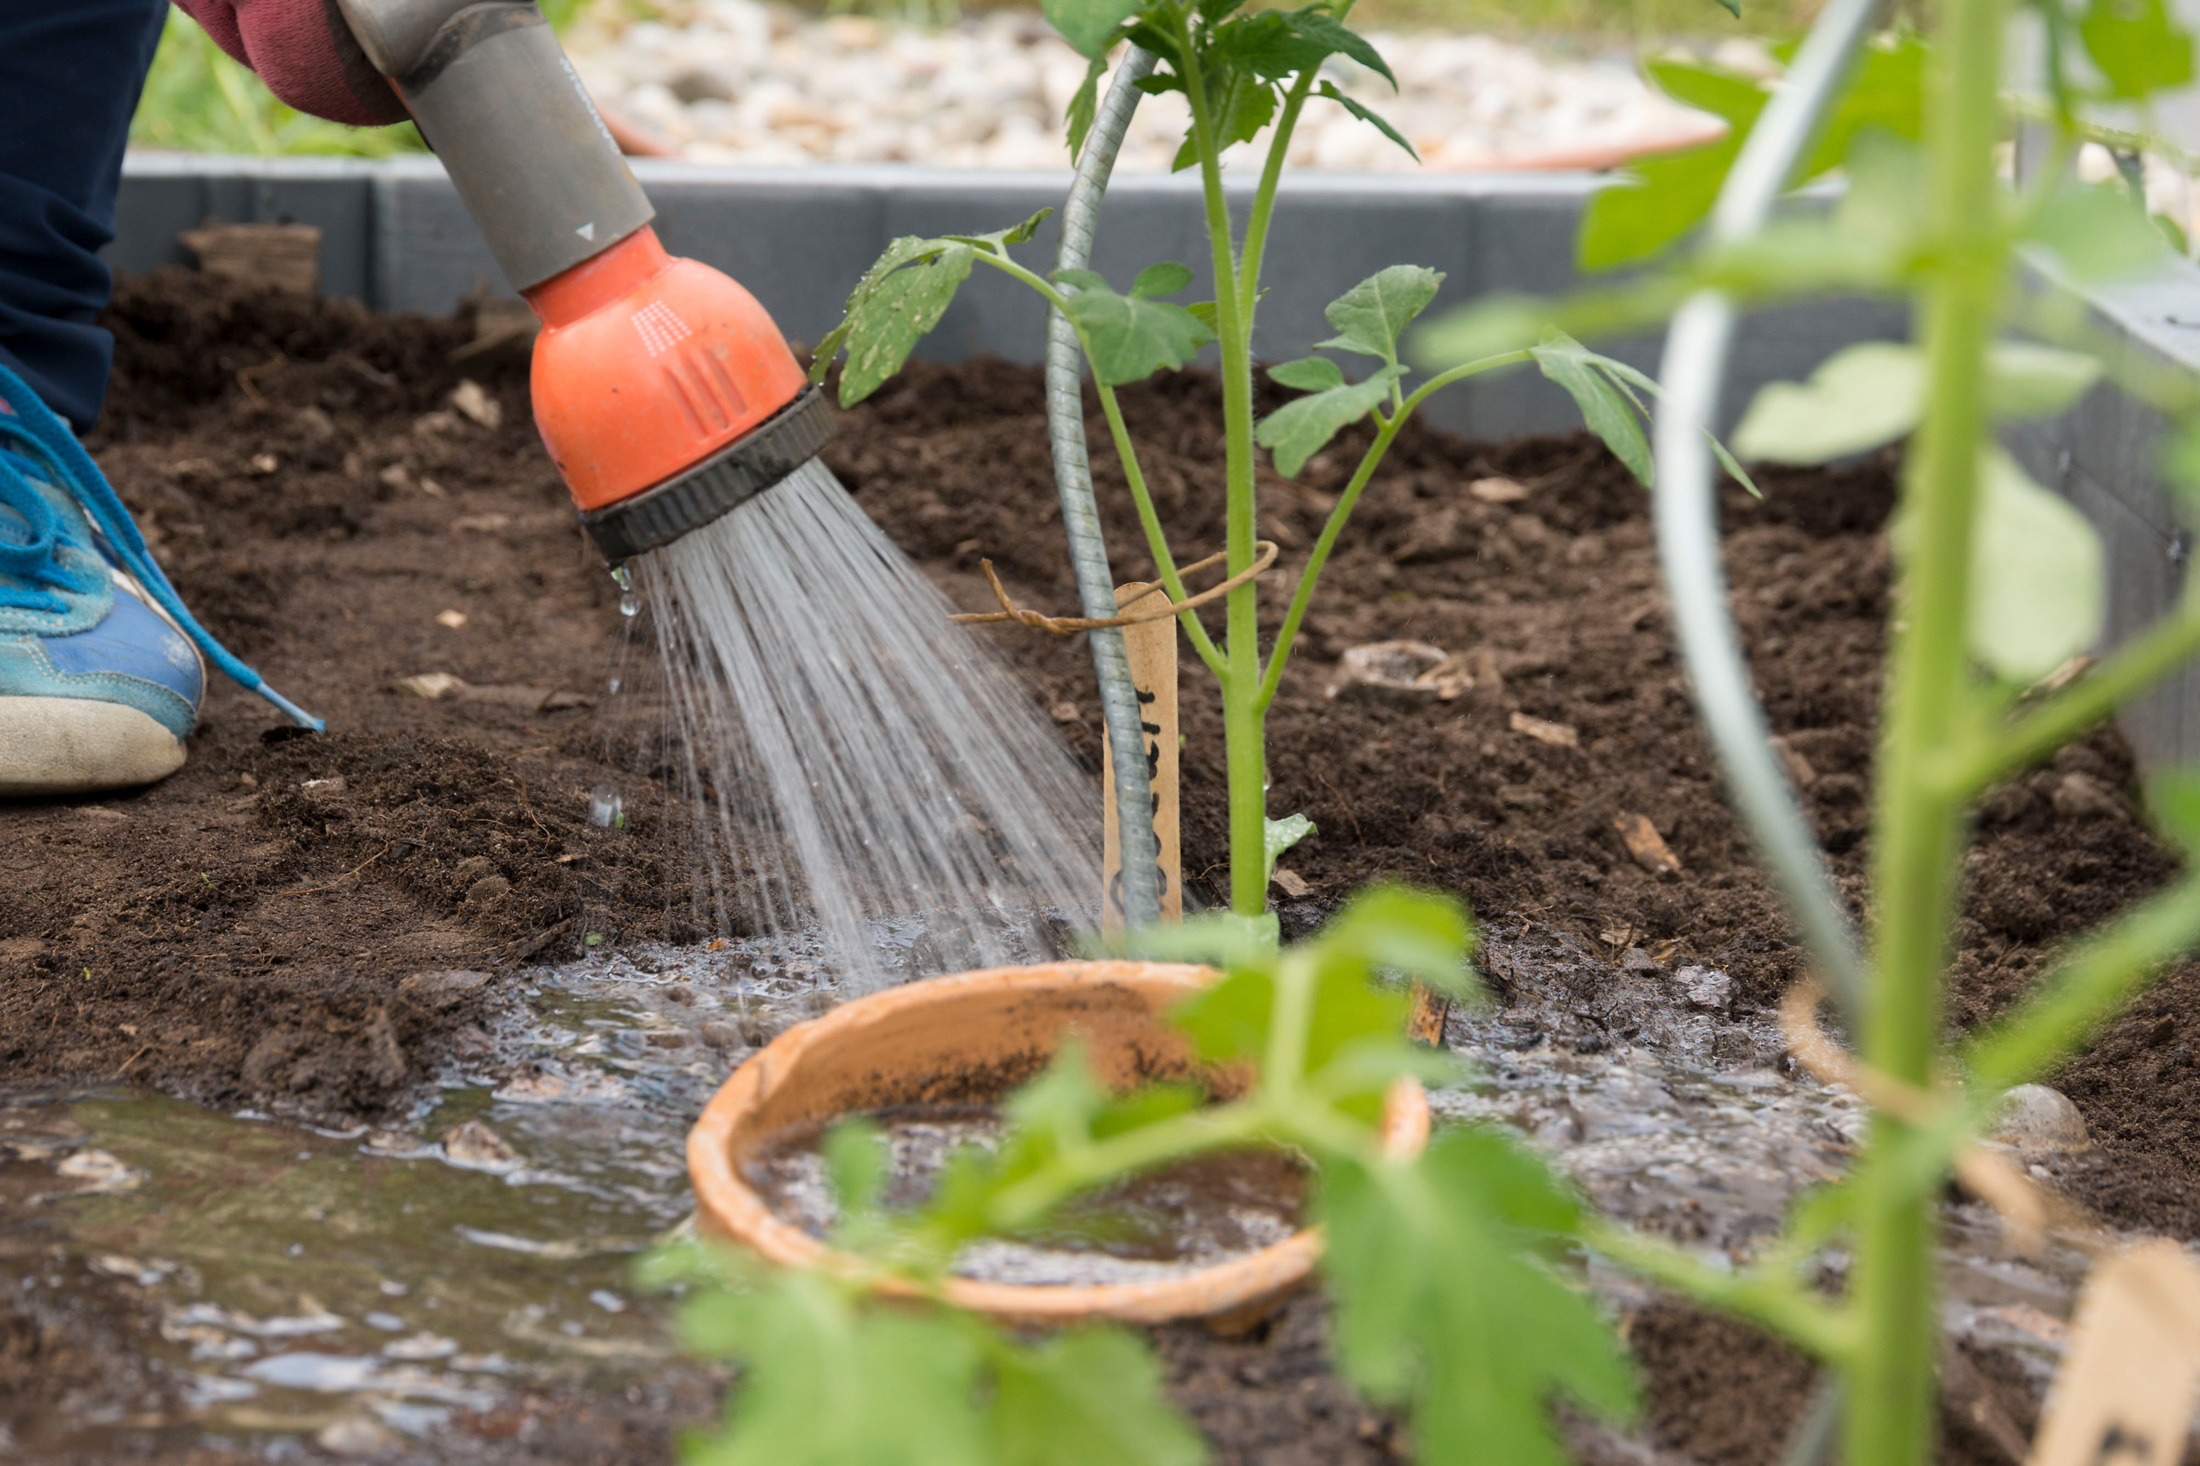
[111,153,2200,763]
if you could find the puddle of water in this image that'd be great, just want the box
[744,1105,1306,1287]
[1,917,2165,1456]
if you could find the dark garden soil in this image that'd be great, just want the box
[3,271,2196,1464]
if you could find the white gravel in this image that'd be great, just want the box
[568,2,1722,171]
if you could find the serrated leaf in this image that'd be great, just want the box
[1732,341,1925,464]
[1530,334,1654,486]
[1321,1136,1634,1466]
[1255,363,1404,477]
[1317,265,1445,364]
[1285,9,1395,86]
[991,1329,1208,1466]
[1270,356,1346,392]
[679,1272,992,1466]
[1970,448,2104,684]
[1133,261,1195,298]
[837,241,975,407]
[1208,9,1330,78]
[943,207,1054,252]
[1588,354,1761,496]
[2081,0,2196,98]
[1316,81,1417,161]
[2028,180,2170,281]
[1264,812,1315,884]
[1067,53,1106,162]
[1062,276,1217,385]
[1045,0,1143,58]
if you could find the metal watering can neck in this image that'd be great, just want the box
[334,0,831,561]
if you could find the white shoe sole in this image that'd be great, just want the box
[0,696,188,795]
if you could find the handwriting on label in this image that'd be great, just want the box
[1101,582,1181,928]
[2028,1240,2200,1466]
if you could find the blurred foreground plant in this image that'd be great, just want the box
[1412,7,2200,1463]
[647,888,1640,1466]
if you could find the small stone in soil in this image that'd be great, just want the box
[1676,965,1733,1011]
[399,969,489,1010]
[1990,1084,2093,1155]
[1613,811,1683,875]
[1511,711,1580,748]
[443,1119,521,1171]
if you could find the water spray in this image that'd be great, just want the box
[336,1,1101,981]
[335,0,832,561]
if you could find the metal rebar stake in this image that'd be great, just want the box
[1048,47,1164,929]
[1649,0,1883,1025]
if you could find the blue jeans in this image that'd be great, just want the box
[0,0,170,433]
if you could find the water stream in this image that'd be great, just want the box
[634,460,1101,991]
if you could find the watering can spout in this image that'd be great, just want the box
[334,0,833,561]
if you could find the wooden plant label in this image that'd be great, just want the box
[1102,582,1181,928]
[2028,1240,2200,1466]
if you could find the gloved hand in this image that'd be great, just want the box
[171,0,410,128]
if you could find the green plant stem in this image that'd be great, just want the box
[1950,584,2200,794]
[1579,1220,1858,1363]
[1964,876,2200,1090]
[1175,5,1269,918]
[1097,384,1230,677]
[1256,350,1532,712]
[1237,72,1321,321]
[1848,1,2005,1458]
[984,1098,1274,1231]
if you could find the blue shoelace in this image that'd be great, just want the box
[0,361,323,731]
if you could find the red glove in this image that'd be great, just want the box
[172,0,410,128]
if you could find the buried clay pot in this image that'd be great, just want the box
[687,960,1429,1325]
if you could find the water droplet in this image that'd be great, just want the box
[589,786,625,830]
[607,676,622,696]
[608,564,633,591]
[618,591,640,619]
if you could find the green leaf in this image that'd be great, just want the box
[836,240,975,407]
[1801,38,1926,176]
[1208,10,1331,78]
[2146,768,2200,855]
[2081,0,2196,98]
[1264,812,1315,884]
[1067,54,1107,162]
[1321,1135,1635,1466]
[1736,341,2103,466]
[991,1329,1208,1466]
[2027,180,2171,281]
[1285,10,1396,86]
[1316,82,1418,161]
[821,1117,887,1223]
[1589,354,1761,497]
[1060,273,1218,386]
[1318,885,1477,998]
[1530,333,1654,486]
[1317,265,1445,364]
[1969,448,2104,684]
[1577,140,1739,271]
[1112,909,1280,969]
[943,207,1054,252]
[1255,363,1405,477]
[1988,342,2104,418]
[679,1272,992,1466]
[1731,341,1926,464]
[1642,57,1765,127]
[1045,0,1143,58]
[1133,261,1195,298]
[1269,356,1346,392]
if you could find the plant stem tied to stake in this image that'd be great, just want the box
[1047,44,1164,928]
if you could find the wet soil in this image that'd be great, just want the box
[3,272,2195,1463]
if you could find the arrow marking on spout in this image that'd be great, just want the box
[576,222,597,241]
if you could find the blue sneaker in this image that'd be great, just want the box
[0,363,321,795]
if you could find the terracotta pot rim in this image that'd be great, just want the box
[686,958,1429,1325]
